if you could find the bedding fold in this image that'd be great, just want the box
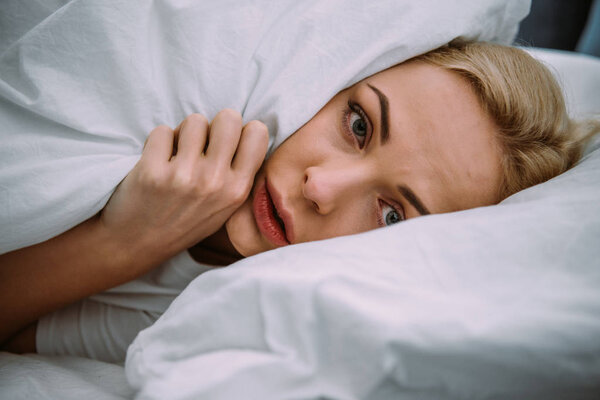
[127,128,600,399]
[10,1,600,400]
[0,0,528,252]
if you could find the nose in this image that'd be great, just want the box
[302,164,370,215]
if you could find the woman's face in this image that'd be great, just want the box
[226,60,503,257]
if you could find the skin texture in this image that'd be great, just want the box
[101,111,269,259]
[226,60,504,256]
[0,60,504,354]
[0,110,269,353]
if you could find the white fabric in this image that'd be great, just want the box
[125,49,600,399]
[36,298,160,364]
[16,0,600,399]
[532,48,600,119]
[0,352,133,400]
[0,0,527,253]
[2,0,599,398]
[36,251,211,363]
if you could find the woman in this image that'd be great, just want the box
[1,41,598,360]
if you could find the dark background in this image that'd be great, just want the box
[516,0,600,56]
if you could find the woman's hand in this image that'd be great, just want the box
[100,109,269,262]
[0,109,268,349]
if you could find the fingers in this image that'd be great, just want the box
[143,111,267,180]
[174,114,209,166]
[205,109,243,167]
[142,125,176,165]
[232,120,269,177]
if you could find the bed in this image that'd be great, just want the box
[1,0,600,399]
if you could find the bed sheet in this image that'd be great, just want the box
[1,53,597,400]
[125,49,600,399]
[6,1,599,400]
[0,352,132,400]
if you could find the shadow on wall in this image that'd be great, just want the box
[516,0,600,57]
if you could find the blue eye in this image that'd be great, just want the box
[380,203,403,226]
[349,112,367,138]
[346,101,371,148]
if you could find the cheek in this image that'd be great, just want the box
[301,201,379,243]
[334,208,378,236]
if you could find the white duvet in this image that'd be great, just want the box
[2,0,600,399]
[128,124,600,399]
[0,0,525,252]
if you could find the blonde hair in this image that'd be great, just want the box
[413,41,600,200]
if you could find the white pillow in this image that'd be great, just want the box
[125,50,600,400]
[0,0,528,253]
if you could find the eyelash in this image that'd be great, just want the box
[377,199,405,227]
[343,100,372,149]
[342,100,405,227]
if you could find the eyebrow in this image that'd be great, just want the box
[366,83,390,145]
[398,185,431,216]
[366,84,430,216]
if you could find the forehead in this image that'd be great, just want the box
[363,61,503,212]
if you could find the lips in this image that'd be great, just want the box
[253,180,291,246]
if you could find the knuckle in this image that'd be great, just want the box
[230,179,251,203]
[202,170,225,194]
[186,113,208,126]
[244,120,268,136]
[242,121,270,153]
[150,125,172,138]
[217,108,242,123]
[172,169,195,192]
[140,168,166,189]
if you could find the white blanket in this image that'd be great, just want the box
[9,1,600,400]
[0,0,526,252]
[126,55,600,399]
[0,352,132,400]
[125,50,600,400]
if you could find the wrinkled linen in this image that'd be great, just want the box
[8,1,600,400]
[0,0,525,252]
[0,352,133,400]
[125,49,600,399]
